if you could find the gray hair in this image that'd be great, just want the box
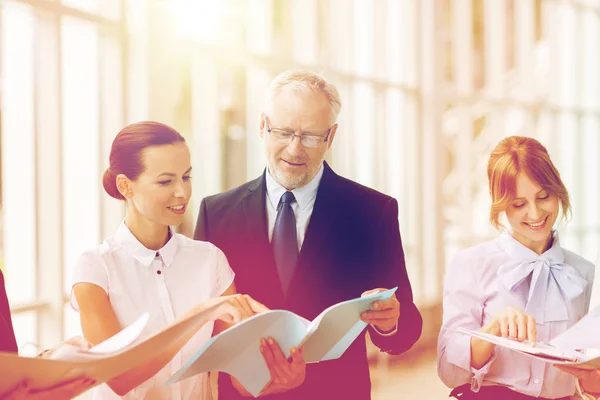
[264,69,342,124]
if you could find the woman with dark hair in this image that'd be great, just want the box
[437,136,595,399]
[70,121,267,399]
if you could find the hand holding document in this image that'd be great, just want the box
[457,327,586,362]
[457,302,600,370]
[168,288,398,397]
[0,296,232,394]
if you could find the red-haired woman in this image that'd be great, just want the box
[70,122,269,400]
[437,136,595,399]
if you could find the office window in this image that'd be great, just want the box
[1,2,37,311]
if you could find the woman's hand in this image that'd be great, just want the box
[259,338,306,395]
[40,336,93,358]
[1,377,96,400]
[470,307,537,369]
[482,306,537,345]
[193,293,270,324]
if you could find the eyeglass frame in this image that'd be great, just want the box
[263,115,334,148]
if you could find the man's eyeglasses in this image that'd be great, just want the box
[264,115,332,149]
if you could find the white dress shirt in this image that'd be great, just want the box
[265,164,323,250]
[438,231,595,398]
[70,222,235,400]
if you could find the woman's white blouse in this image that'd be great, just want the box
[70,222,235,400]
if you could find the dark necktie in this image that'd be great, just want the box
[272,191,298,294]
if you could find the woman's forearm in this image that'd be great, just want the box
[470,336,496,369]
[470,323,499,369]
[107,317,209,395]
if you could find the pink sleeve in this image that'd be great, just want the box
[69,251,109,312]
[437,250,497,391]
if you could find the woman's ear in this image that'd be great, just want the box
[116,174,133,199]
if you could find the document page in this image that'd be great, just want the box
[457,328,586,362]
[550,304,600,350]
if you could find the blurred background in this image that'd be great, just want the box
[1,0,599,398]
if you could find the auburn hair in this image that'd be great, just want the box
[487,136,571,229]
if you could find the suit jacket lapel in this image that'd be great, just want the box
[242,171,285,304]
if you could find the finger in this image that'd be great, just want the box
[516,313,527,342]
[361,309,399,321]
[266,338,294,382]
[260,338,284,383]
[508,315,518,339]
[244,295,270,314]
[499,318,509,337]
[361,318,397,329]
[219,304,242,323]
[65,336,91,350]
[527,316,537,346]
[290,347,305,367]
[372,297,398,311]
[234,296,253,319]
[361,289,380,298]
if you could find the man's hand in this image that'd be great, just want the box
[360,288,400,333]
[555,364,600,394]
[259,337,306,395]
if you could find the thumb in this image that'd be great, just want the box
[218,305,242,324]
[361,289,380,298]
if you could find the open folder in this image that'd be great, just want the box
[0,297,232,394]
[167,287,398,397]
[456,303,600,370]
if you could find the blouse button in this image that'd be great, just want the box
[533,379,540,384]
[157,270,162,275]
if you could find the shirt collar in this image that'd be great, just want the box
[265,164,324,211]
[500,229,563,263]
[113,221,178,268]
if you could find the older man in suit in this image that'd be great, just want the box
[194,69,422,399]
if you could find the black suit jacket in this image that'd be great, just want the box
[194,162,422,400]
[0,270,18,353]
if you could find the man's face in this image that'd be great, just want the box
[260,88,337,190]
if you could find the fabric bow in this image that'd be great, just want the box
[497,232,587,324]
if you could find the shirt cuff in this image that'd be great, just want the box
[469,352,496,392]
[370,320,398,337]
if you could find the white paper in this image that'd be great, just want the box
[169,288,398,397]
[90,313,150,354]
[0,298,229,394]
[549,304,600,349]
[457,328,587,362]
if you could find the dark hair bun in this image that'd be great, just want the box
[102,168,125,200]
